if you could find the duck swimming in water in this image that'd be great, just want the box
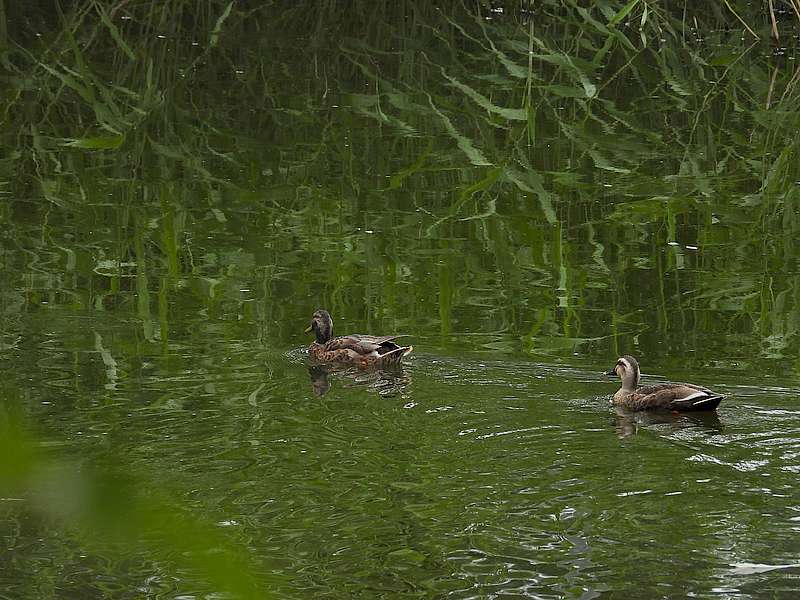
[606,355,724,411]
[305,309,413,368]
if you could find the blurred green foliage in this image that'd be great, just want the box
[0,406,275,598]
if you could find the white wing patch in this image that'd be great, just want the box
[690,395,719,406]
[679,391,709,403]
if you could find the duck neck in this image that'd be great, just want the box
[621,371,639,392]
[314,321,332,344]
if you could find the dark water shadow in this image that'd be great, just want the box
[307,363,410,398]
[612,405,723,439]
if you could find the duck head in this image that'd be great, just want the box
[305,309,333,344]
[606,355,641,391]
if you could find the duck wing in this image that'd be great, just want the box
[636,382,724,411]
[323,334,408,356]
[348,334,408,346]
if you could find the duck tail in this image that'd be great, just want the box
[380,345,413,366]
[674,392,724,411]
[690,394,724,411]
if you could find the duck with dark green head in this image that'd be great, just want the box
[305,309,413,368]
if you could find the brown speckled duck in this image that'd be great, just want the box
[606,355,724,411]
[305,309,413,368]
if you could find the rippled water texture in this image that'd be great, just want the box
[2,2,800,598]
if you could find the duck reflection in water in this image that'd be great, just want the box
[613,406,723,439]
[308,365,332,397]
[307,363,410,398]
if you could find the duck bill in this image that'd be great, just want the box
[605,368,617,377]
[304,325,312,334]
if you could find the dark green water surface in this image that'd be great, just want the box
[2,3,800,598]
